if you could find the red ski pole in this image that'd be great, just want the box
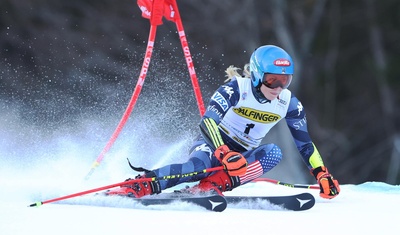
[30,166,224,207]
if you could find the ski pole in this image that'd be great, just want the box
[29,166,224,207]
[28,180,136,208]
[252,178,320,189]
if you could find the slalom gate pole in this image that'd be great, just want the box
[85,0,206,179]
[171,0,206,116]
[252,178,320,190]
[29,166,224,207]
[84,25,158,180]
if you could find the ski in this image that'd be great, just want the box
[225,192,315,211]
[128,192,314,212]
[130,194,227,212]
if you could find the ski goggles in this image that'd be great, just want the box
[262,73,292,89]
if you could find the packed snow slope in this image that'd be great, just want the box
[1,103,399,235]
[0,169,399,235]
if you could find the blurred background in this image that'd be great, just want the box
[1,0,399,185]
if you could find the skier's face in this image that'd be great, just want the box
[260,84,283,100]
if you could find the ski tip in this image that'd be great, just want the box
[208,196,227,212]
[28,202,43,207]
[225,193,316,211]
[292,193,315,211]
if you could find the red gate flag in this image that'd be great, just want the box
[137,0,179,25]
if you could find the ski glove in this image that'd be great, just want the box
[311,166,340,199]
[215,145,247,176]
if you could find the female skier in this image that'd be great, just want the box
[109,45,340,200]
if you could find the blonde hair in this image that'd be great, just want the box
[224,64,251,82]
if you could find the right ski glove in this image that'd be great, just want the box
[215,145,247,176]
[311,166,340,199]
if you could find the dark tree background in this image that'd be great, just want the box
[1,0,399,184]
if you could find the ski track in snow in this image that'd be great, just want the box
[1,175,399,235]
[1,115,399,235]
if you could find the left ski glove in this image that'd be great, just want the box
[215,145,247,176]
[311,166,340,199]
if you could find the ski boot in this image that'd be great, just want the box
[106,171,161,198]
[181,170,241,196]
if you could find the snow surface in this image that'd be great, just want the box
[1,169,399,235]
[1,107,399,235]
